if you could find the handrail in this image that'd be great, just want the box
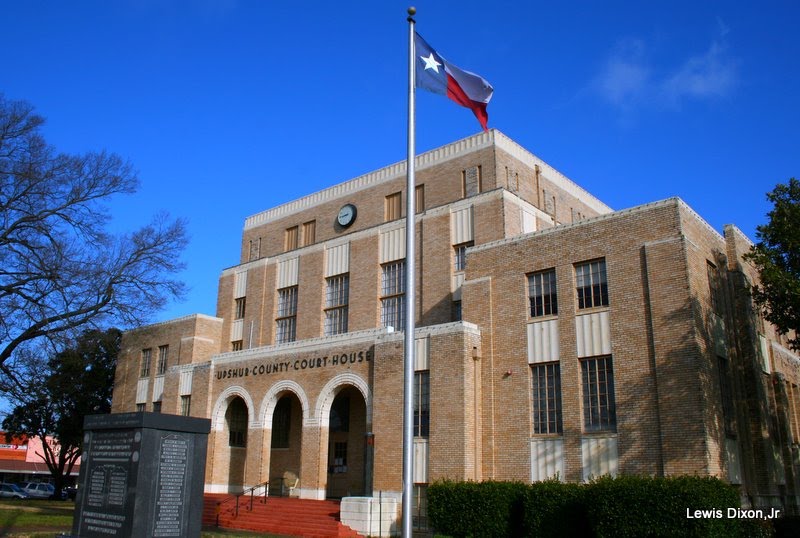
[215,481,269,526]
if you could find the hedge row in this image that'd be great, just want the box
[427,475,762,538]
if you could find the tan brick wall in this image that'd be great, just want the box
[110,132,796,511]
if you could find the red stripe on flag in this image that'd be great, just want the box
[446,74,489,131]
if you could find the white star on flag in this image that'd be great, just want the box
[420,53,441,73]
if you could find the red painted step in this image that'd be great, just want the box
[203,494,363,538]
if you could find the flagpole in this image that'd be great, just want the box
[402,6,417,538]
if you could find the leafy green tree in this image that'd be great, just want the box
[2,328,120,499]
[745,178,800,351]
[0,94,187,389]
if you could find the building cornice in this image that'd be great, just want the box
[243,131,496,230]
[469,197,724,255]
[492,131,612,215]
[242,130,610,230]
[125,313,223,334]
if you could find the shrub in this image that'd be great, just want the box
[427,480,527,538]
[428,475,745,537]
[583,475,740,538]
[523,479,588,537]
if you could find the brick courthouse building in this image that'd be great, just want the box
[111,130,800,516]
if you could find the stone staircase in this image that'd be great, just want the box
[202,494,363,537]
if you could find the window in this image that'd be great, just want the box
[276,286,298,343]
[136,403,146,412]
[576,259,609,309]
[234,297,246,320]
[231,340,243,352]
[454,241,473,272]
[227,397,248,447]
[581,356,616,432]
[156,345,168,375]
[414,371,430,437]
[528,269,558,317]
[452,300,462,321]
[325,274,349,336]
[531,362,562,434]
[301,220,316,246]
[788,383,800,444]
[461,165,482,197]
[271,396,292,449]
[152,401,162,413]
[332,441,348,473]
[415,185,425,214]
[139,348,152,378]
[412,485,429,530]
[180,395,191,416]
[385,192,402,221]
[249,237,261,261]
[707,261,724,315]
[718,356,736,436]
[285,226,299,251]
[381,261,405,329]
[330,396,350,432]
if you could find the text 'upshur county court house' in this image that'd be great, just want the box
[111,130,800,522]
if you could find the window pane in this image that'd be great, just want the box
[581,356,616,432]
[575,260,609,309]
[381,261,406,329]
[414,371,430,437]
[531,362,562,434]
[528,269,558,317]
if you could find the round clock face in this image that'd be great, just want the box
[337,203,357,228]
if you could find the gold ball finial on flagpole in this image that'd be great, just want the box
[408,6,416,16]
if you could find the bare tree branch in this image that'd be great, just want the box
[0,94,187,386]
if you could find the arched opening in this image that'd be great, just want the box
[268,393,303,496]
[225,396,249,488]
[325,386,367,498]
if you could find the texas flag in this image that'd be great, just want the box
[415,32,494,131]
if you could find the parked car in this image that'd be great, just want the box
[0,483,29,499]
[19,482,59,499]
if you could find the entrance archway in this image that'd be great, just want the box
[325,386,367,498]
[224,396,249,488]
[267,392,303,496]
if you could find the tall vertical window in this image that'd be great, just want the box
[414,371,430,437]
[381,261,405,329]
[531,362,562,434]
[707,261,724,315]
[227,397,248,447]
[415,184,425,213]
[180,395,191,416]
[788,383,800,445]
[235,297,246,319]
[385,192,402,221]
[576,259,609,309]
[454,241,474,272]
[718,356,736,436]
[528,269,558,317]
[461,165,482,197]
[152,401,162,413]
[139,348,152,378]
[285,226,299,251]
[156,345,168,375]
[301,220,316,246]
[581,356,616,432]
[276,286,298,343]
[249,237,261,261]
[325,274,349,336]
[271,396,292,449]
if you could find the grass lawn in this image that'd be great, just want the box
[0,499,290,537]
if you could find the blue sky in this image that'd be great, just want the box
[2,1,798,324]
